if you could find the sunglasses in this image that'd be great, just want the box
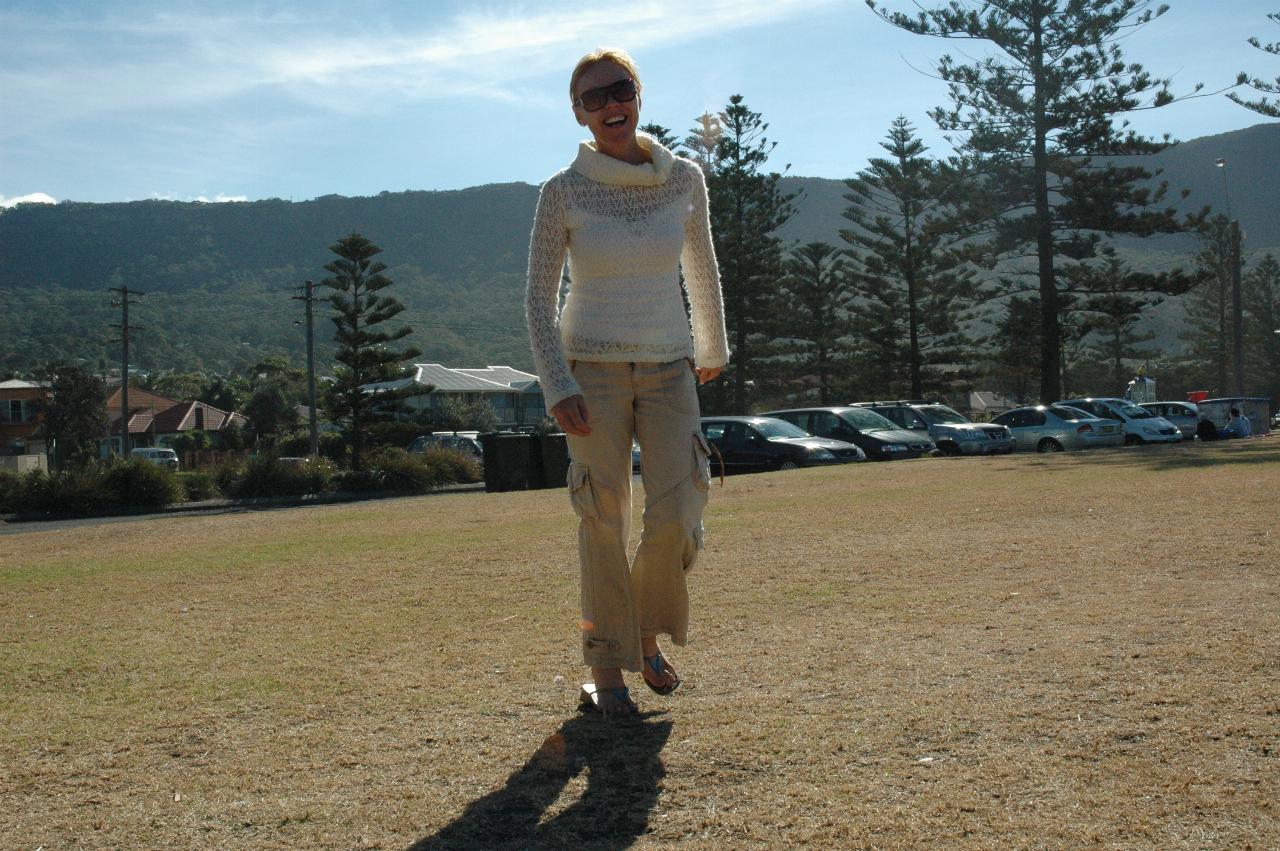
[574,77,637,112]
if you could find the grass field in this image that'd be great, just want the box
[2,441,1277,849]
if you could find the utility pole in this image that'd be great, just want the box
[109,286,145,455]
[293,280,320,457]
[1215,158,1246,395]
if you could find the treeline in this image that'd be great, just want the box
[672,2,1280,410]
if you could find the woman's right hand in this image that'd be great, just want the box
[551,394,592,436]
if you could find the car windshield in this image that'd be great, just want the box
[839,408,898,431]
[1112,402,1152,419]
[919,405,967,425]
[1049,405,1092,421]
[752,419,811,439]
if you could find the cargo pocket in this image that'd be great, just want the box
[693,432,712,492]
[566,461,599,520]
[683,433,712,572]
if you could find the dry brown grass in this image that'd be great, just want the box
[2,441,1277,849]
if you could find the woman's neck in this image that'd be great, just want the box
[594,134,650,165]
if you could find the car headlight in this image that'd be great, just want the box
[884,444,905,452]
[962,428,984,439]
[810,448,835,460]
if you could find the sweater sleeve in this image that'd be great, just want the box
[680,164,730,369]
[524,176,581,413]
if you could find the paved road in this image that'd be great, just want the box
[0,484,485,536]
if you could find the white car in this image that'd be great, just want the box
[1056,397,1182,445]
[130,447,179,470]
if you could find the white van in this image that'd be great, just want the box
[1056,397,1182,445]
[130,447,179,471]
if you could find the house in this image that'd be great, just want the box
[102,386,247,454]
[0,379,50,456]
[363,364,546,428]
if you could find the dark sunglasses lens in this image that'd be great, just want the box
[581,78,636,111]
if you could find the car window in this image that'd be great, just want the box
[899,409,929,429]
[1026,410,1047,426]
[703,422,728,442]
[919,406,967,425]
[752,419,810,439]
[1050,405,1092,421]
[1112,402,1152,419]
[839,408,897,431]
[993,411,1021,428]
[876,407,907,427]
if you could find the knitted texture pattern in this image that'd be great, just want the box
[525,133,730,412]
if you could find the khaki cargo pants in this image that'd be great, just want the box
[565,359,713,672]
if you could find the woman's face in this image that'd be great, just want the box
[572,60,640,147]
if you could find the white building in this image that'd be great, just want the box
[363,364,546,428]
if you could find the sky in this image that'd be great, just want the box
[1,0,1275,207]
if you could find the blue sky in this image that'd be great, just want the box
[1,0,1275,207]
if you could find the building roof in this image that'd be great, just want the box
[363,363,541,395]
[108,409,155,436]
[152,400,246,434]
[0,379,45,390]
[105,386,181,413]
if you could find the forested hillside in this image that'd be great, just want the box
[2,123,1275,378]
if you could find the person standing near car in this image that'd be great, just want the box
[525,48,728,718]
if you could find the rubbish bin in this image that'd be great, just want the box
[535,432,570,490]
[479,432,537,493]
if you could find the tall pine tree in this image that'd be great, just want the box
[322,233,420,471]
[705,95,795,413]
[775,242,855,404]
[868,0,1206,402]
[1243,254,1280,402]
[1229,12,1280,117]
[842,116,977,399]
[1181,215,1235,394]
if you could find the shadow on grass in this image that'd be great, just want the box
[410,710,672,850]
[1015,440,1280,473]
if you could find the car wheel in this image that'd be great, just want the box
[1036,438,1064,453]
[939,442,962,457]
[1125,434,1143,446]
[778,460,799,471]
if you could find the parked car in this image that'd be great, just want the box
[853,400,1014,456]
[991,405,1125,452]
[699,416,864,474]
[129,446,179,471]
[1139,401,1200,439]
[410,432,484,460]
[1056,397,1182,445]
[759,406,935,460]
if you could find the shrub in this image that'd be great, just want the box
[421,446,483,484]
[102,460,184,509]
[334,467,384,493]
[13,467,110,516]
[369,448,439,494]
[232,454,331,498]
[176,471,219,501]
[0,468,20,513]
[210,460,245,496]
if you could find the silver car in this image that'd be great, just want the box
[991,405,1126,452]
[1140,401,1199,439]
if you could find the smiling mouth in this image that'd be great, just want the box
[603,115,627,127]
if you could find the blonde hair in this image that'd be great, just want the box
[569,48,642,102]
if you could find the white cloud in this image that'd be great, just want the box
[0,192,57,208]
[0,0,837,134]
[148,192,247,203]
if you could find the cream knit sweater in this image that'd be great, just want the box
[525,132,730,412]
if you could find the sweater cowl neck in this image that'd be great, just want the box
[571,131,674,187]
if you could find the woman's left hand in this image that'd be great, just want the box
[694,366,723,385]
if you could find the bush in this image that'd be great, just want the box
[231,454,333,498]
[176,471,219,501]
[368,448,439,494]
[102,461,184,509]
[334,467,384,493]
[0,468,20,513]
[210,460,245,496]
[421,446,483,484]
